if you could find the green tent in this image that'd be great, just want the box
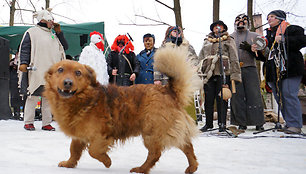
[0,22,110,59]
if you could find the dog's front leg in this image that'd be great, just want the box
[58,138,86,168]
[88,137,113,168]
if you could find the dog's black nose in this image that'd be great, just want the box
[63,78,73,89]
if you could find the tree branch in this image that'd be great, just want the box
[155,0,173,10]
[134,14,170,26]
[29,0,37,11]
[51,12,77,23]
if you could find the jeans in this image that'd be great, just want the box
[268,76,303,128]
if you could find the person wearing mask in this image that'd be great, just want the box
[106,34,139,86]
[135,33,156,84]
[19,9,68,131]
[230,14,267,131]
[265,10,305,134]
[78,31,109,85]
[198,20,241,132]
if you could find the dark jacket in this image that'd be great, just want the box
[106,51,140,86]
[265,25,306,82]
[135,48,156,84]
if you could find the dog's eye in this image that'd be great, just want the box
[75,70,81,76]
[58,67,64,73]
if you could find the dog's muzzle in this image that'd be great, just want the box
[57,78,77,98]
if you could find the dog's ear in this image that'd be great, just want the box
[84,64,98,86]
[44,66,54,82]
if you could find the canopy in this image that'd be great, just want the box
[0,22,110,58]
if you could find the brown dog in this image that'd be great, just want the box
[43,46,201,174]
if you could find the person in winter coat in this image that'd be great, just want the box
[153,26,199,121]
[9,48,25,120]
[198,20,241,132]
[19,10,68,131]
[265,10,306,134]
[230,14,267,131]
[135,33,156,84]
[106,35,139,86]
[19,9,68,131]
[78,31,109,85]
[154,26,198,85]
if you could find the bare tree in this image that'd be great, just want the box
[156,0,182,28]
[8,0,17,26]
[247,0,255,31]
[213,0,220,22]
[45,0,50,9]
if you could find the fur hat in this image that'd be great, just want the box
[210,20,228,32]
[111,35,134,54]
[267,10,286,20]
[33,9,54,22]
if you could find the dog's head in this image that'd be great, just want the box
[44,60,98,98]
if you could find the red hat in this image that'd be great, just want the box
[111,35,134,54]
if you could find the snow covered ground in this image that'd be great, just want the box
[1,120,306,174]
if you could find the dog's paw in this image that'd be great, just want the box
[102,156,112,168]
[130,167,148,174]
[184,165,198,174]
[58,161,77,168]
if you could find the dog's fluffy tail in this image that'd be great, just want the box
[154,46,202,107]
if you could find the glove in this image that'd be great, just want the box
[239,41,252,52]
[19,64,28,72]
[53,23,61,33]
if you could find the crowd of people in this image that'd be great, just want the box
[8,9,305,134]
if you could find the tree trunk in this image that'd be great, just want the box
[173,0,182,28]
[213,0,220,22]
[45,0,50,9]
[247,0,255,31]
[9,0,17,26]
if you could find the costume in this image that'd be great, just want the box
[79,31,109,85]
[265,10,305,130]
[230,14,266,129]
[106,35,139,86]
[198,20,241,131]
[19,10,67,130]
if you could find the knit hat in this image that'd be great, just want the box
[210,20,228,32]
[33,9,54,22]
[267,10,286,20]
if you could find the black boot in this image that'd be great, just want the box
[200,125,213,132]
[256,125,264,131]
[238,125,247,130]
[219,123,226,132]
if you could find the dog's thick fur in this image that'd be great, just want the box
[43,46,202,174]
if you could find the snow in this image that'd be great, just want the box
[1,120,306,174]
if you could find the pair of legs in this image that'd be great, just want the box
[24,96,52,126]
[60,136,198,174]
[268,76,303,128]
[230,67,265,129]
[204,75,229,128]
